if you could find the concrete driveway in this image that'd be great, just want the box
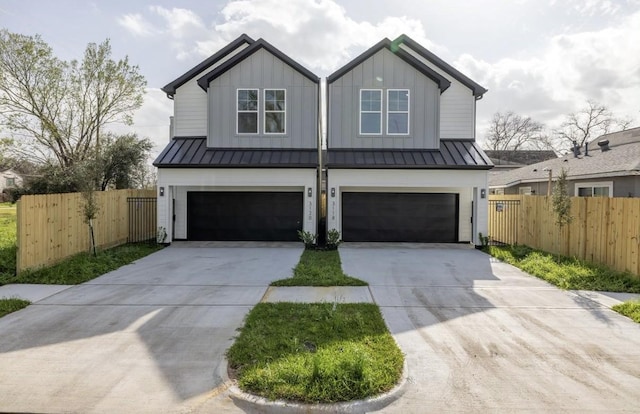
[0,243,303,414]
[338,244,640,413]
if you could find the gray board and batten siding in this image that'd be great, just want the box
[329,48,444,150]
[202,47,319,149]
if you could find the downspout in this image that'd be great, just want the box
[317,79,323,242]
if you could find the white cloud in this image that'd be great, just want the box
[458,9,640,140]
[117,13,157,37]
[211,0,437,73]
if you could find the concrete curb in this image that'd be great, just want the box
[218,358,409,413]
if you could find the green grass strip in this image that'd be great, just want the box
[271,249,367,286]
[485,245,640,293]
[0,298,30,318]
[612,300,640,323]
[226,302,404,403]
[0,243,164,285]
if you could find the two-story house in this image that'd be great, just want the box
[325,35,492,244]
[155,34,491,246]
[154,35,320,242]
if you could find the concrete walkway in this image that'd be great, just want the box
[2,243,640,414]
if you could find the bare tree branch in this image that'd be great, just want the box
[554,100,632,150]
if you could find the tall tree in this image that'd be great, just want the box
[554,100,632,150]
[485,111,552,151]
[0,30,146,168]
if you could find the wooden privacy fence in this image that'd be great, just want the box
[17,189,156,273]
[488,195,640,277]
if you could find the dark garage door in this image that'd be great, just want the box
[342,192,458,242]
[187,192,303,241]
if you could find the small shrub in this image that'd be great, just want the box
[326,229,342,250]
[297,230,317,249]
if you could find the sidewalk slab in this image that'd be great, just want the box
[0,284,73,303]
[572,290,640,308]
[261,286,373,303]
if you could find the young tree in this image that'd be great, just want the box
[0,30,146,168]
[485,111,553,151]
[552,169,572,227]
[554,100,632,150]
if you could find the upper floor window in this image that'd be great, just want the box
[6,178,15,187]
[237,89,258,134]
[387,89,409,135]
[264,89,286,134]
[360,89,382,135]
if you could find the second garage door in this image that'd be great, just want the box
[342,192,459,242]
[187,191,303,241]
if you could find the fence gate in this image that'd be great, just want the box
[488,199,520,245]
[127,197,157,243]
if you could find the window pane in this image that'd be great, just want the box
[265,90,285,111]
[388,113,408,134]
[594,187,609,197]
[238,112,257,133]
[361,113,381,134]
[361,90,381,111]
[238,89,258,111]
[265,112,285,133]
[578,187,593,197]
[388,90,409,111]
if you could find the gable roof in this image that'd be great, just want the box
[395,35,487,97]
[161,34,255,97]
[196,38,320,90]
[326,38,451,92]
[490,127,640,187]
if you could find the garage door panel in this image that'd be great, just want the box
[187,192,302,241]
[342,192,458,242]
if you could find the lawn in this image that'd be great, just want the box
[485,244,640,323]
[0,243,164,285]
[612,301,640,323]
[0,203,17,282]
[0,297,30,318]
[485,245,640,293]
[226,302,404,403]
[271,249,367,286]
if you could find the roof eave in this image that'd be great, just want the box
[161,34,255,97]
[196,39,320,91]
[395,34,488,97]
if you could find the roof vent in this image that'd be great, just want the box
[572,140,581,157]
[598,139,610,151]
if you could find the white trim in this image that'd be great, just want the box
[264,88,286,135]
[574,181,613,197]
[236,88,259,135]
[386,89,410,135]
[359,89,382,135]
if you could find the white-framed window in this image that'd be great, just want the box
[519,186,532,195]
[237,88,259,134]
[387,89,409,135]
[360,89,382,135]
[264,89,286,134]
[575,181,613,197]
[6,178,15,187]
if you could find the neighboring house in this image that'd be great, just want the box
[485,150,557,194]
[0,169,23,193]
[325,35,492,244]
[489,127,640,196]
[154,35,320,242]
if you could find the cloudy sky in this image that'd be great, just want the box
[2,0,639,156]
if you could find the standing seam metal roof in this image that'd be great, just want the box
[153,137,318,168]
[325,140,493,169]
